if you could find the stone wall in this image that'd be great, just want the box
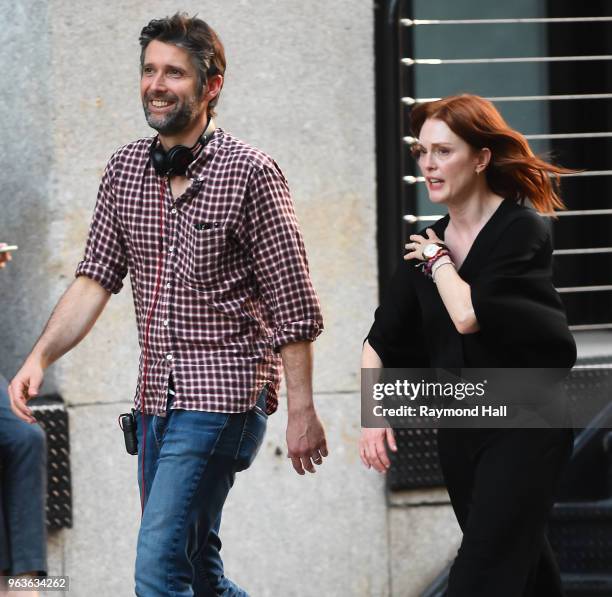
[0,2,460,595]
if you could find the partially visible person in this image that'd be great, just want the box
[0,243,12,268]
[361,95,575,596]
[0,243,47,596]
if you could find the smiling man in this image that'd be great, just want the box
[9,13,327,596]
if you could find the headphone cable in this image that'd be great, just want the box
[138,176,167,516]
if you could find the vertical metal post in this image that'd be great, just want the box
[374,0,412,293]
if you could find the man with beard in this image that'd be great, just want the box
[9,13,327,596]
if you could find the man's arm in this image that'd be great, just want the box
[281,340,328,475]
[9,276,111,423]
[243,162,327,474]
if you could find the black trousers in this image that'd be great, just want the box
[437,427,574,597]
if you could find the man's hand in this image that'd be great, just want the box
[286,405,328,475]
[0,243,13,268]
[359,427,397,473]
[8,358,44,424]
[279,340,329,475]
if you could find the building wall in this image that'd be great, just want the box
[0,1,427,595]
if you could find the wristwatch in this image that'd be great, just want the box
[422,243,446,259]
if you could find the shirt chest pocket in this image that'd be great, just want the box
[178,227,227,287]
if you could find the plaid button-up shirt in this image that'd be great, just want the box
[76,128,323,415]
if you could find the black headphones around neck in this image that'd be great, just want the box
[150,118,216,177]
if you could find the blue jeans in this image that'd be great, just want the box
[0,375,47,575]
[134,388,268,597]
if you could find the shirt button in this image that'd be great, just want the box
[163,319,169,326]
[171,209,177,215]
[168,246,175,253]
[166,354,173,361]
[166,282,172,289]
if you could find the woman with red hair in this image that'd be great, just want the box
[361,94,575,596]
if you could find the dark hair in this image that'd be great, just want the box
[410,94,573,214]
[139,13,226,118]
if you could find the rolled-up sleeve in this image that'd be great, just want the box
[75,161,128,294]
[245,162,323,351]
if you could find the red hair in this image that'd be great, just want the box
[410,94,572,214]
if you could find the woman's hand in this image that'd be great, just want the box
[404,228,443,261]
[359,427,397,472]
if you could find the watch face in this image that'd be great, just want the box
[423,243,441,258]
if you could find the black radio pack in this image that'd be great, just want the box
[119,410,138,455]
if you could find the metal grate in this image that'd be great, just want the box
[386,365,612,492]
[387,427,444,491]
[30,395,73,530]
[402,17,612,26]
[395,2,612,331]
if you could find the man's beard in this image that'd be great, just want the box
[143,92,199,136]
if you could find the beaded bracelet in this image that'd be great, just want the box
[422,249,450,278]
[415,248,457,280]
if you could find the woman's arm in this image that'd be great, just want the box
[361,339,383,368]
[430,256,480,334]
[360,261,429,472]
[405,229,479,335]
[360,340,397,472]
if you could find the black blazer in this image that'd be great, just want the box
[367,198,577,369]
